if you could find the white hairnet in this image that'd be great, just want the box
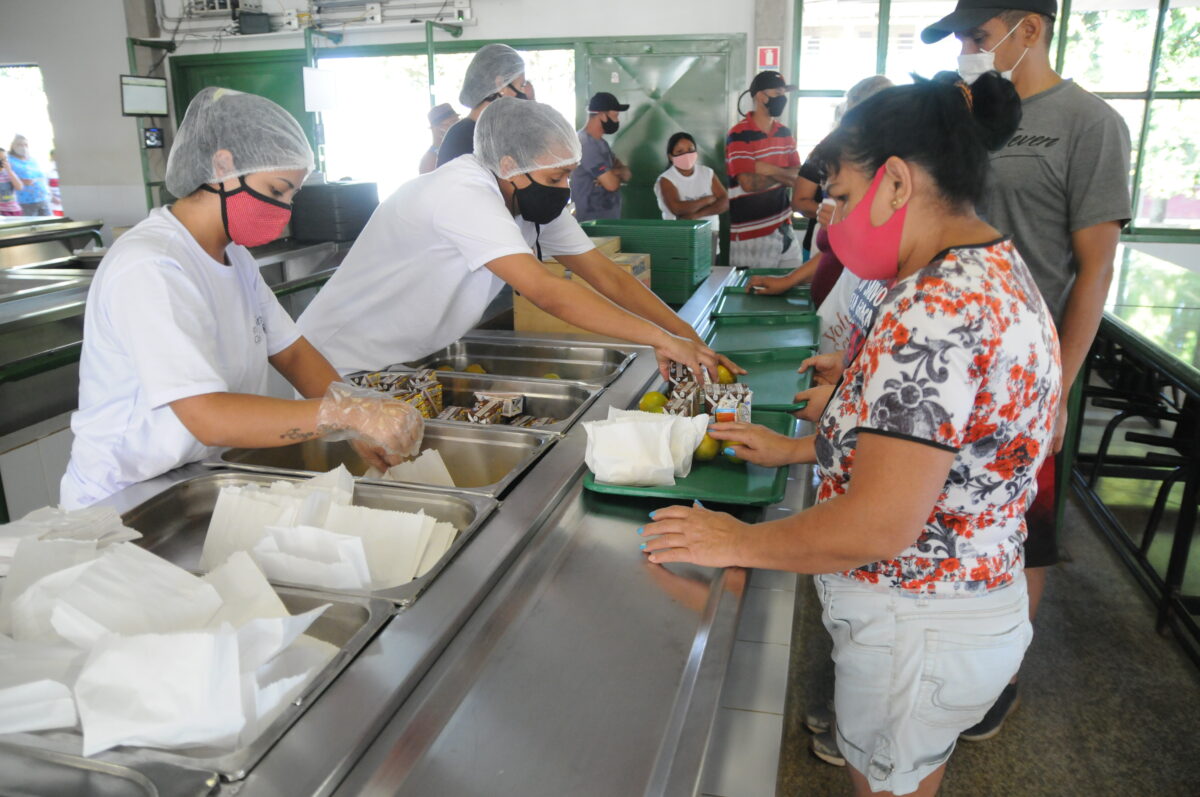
[458,44,526,108]
[474,97,582,180]
[165,87,314,198]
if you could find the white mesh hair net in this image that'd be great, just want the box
[458,44,526,108]
[835,75,894,123]
[473,97,582,180]
[165,87,314,198]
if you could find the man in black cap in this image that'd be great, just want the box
[570,91,632,221]
[925,0,1131,742]
[419,102,460,174]
[724,70,801,268]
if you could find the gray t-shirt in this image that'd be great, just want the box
[979,79,1132,321]
[570,129,621,221]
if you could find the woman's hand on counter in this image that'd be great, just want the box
[640,502,748,567]
[745,275,791,295]
[706,421,804,467]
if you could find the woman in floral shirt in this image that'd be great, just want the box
[642,72,1060,796]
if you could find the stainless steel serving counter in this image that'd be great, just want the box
[10,268,814,795]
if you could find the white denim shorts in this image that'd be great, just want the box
[815,572,1032,795]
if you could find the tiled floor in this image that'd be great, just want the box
[697,566,798,797]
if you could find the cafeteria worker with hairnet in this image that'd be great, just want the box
[61,88,423,509]
[299,98,736,383]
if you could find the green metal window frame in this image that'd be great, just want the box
[790,0,1200,241]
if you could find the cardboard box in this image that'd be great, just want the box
[517,252,652,334]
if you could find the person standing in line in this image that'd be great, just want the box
[653,132,728,256]
[725,70,802,268]
[921,0,1132,740]
[419,103,460,174]
[436,44,533,168]
[0,148,27,216]
[570,92,632,222]
[8,135,50,216]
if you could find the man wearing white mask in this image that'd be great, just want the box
[922,0,1131,742]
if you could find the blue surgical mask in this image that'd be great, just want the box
[958,19,1029,84]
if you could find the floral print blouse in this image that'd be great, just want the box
[815,239,1062,595]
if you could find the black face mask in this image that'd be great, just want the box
[487,82,528,102]
[601,118,620,134]
[765,94,787,117]
[513,175,571,225]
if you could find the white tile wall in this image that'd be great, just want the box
[0,424,74,519]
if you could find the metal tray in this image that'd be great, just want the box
[120,471,498,606]
[5,587,391,784]
[403,337,636,386]
[215,422,557,498]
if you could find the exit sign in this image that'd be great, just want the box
[757,46,781,69]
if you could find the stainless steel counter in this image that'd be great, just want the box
[8,268,815,795]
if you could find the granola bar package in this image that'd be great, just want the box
[436,405,469,422]
[467,399,504,424]
[667,361,697,389]
[473,391,524,418]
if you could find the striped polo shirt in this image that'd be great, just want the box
[724,114,800,241]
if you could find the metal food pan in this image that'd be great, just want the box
[404,337,636,385]
[5,587,390,784]
[120,471,498,607]
[428,372,603,434]
[216,421,557,498]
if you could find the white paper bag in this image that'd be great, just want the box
[0,539,100,634]
[602,410,711,479]
[0,679,77,735]
[250,525,372,591]
[584,418,676,486]
[203,551,289,627]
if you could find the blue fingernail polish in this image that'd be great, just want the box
[723,447,734,456]
[636,526,644,535]
[694,500,705,508]
[639,542,646,550]
[648,510,656,519]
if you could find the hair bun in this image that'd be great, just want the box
[965,72,1023,151]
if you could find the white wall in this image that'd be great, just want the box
[0,0,148,240]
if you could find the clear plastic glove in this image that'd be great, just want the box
[316,382,424,465]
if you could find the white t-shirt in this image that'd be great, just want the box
[653,164,720,231]
[298,155,595,375]
[61,207,300,508]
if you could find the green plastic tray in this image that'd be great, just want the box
[713,286,814,316]
[730,270,812,299]
[582,410,798,506]
[706,314,820,351]
[718,347,815,411]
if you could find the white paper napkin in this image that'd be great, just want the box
[584,417,677,486]
[606,409,709,478]
[0,679,77,735]
[250,525,373,591]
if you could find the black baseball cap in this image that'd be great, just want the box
[921,0,1057,43]
[588,92,630,112]
[748,70,797,95]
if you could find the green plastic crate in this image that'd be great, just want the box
[580,219,713,302]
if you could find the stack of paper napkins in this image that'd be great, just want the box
[362,448,456,488]
[0,527,335,756]
[201,466,457,591]
[0,505,141,576]
[583,409,709,486]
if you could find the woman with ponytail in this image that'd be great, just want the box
[640,72,1061,796]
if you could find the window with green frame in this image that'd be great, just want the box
[790,0,1200,235]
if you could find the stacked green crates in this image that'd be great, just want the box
[579,219,713,304]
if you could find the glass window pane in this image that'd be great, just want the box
[1061,0,1157,93]
[1136,100,1200,230]
[799,0,880,90]
[884,0,964,84]
[793,96,842,161]
[1158,0,1200,91]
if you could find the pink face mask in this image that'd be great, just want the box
[202,176,293,248]
[825,165,907,282]
[671,152,699,171]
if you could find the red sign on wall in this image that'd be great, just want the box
[757,46,781,70]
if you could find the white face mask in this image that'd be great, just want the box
[958,18,1029,85]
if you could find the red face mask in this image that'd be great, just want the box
[825,165,907,282]
[202,176,292,248]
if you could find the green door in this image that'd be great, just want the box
[170,50,316,153]
[583,37,746,260]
